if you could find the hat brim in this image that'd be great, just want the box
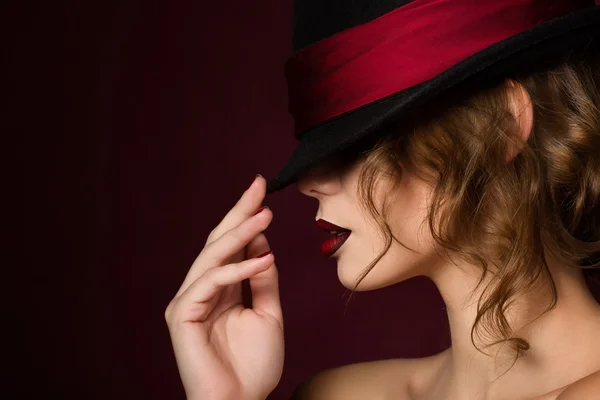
[266,6,600,194]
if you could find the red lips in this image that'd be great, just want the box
[316,219,351,257]
[316,219,350,232]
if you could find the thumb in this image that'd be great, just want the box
[246,233,283,328]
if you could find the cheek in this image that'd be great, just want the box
[336,174,439,290]
[370,170,435,254]
[390,176,435,251]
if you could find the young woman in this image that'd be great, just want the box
[165,1,600,399]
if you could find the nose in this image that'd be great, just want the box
[295,161,342,198]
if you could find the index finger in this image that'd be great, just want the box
[206,174,267,245]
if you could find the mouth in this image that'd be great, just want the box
[316,219,352,257]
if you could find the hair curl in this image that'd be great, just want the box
[333,47,600,365]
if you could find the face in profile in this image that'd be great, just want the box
[296,154,446,291]
[295,79,541,292]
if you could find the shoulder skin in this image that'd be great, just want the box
[290,352,448,400]
[554,369,600,400]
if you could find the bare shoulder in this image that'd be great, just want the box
[533,369,600,400]
[290,350,449,400]
[554,369,600,400]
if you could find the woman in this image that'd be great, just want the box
[165,1,600,399]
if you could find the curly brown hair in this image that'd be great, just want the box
[331,47,600,364]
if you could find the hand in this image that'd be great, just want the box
[165,175,284,400]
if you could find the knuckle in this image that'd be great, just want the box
[227,227,248,246]
[164,300,177,323]
[200,239,214,256]
[206,229,218,244]
[197,252,219,272]
[203,266,219,283]
[207,263,239,285]
[202,274,222,293]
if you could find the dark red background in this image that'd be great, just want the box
[9,1,599,399]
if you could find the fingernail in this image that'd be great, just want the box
[257,250,272,258]
[248,174,263,190]
[252,206,268,216]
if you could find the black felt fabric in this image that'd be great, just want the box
[292,0,411,52]
[266,2,600,195]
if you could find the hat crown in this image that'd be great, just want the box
[292,0,412,52]
[269,1,599,194]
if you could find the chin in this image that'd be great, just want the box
[335,253,421,291]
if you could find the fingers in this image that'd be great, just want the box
[246,234,283,328]
[176,205,274,297]
[246,232,270,258]
[206,175,267,245]
[168,252,276,324]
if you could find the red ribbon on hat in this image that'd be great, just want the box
[285,0,590,138]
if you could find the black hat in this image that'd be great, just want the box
[265,0,600,194]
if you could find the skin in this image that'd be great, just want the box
[166,179,284,400]
[166,81,598,399]
[294,81,600,399]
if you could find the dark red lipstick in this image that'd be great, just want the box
[316,219,352,257]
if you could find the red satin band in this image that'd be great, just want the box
[285,0,587,138]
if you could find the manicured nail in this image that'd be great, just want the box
[248,174,263,190]
[253,206,268,216]
[257,250,272,258]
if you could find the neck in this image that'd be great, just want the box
[425,255,600,398]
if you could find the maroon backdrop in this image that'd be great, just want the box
[10,1,599,399]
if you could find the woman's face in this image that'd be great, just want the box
[296,154,445,291]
